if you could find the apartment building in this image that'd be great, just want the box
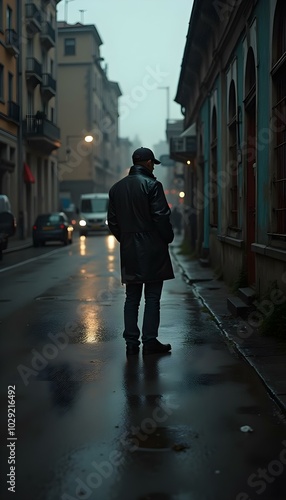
[173,0,286,297]
[0,0,19,213]
[21,0,61,235]
[0,0,61,236]
[57,22,121,210]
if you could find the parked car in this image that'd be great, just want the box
[0,195,16,253]
[32,212,73,247]
[63,208,78,230]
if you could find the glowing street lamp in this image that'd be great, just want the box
[66,134,94,154]
[84,135,93,143]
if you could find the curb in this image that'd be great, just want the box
[170,247,286,417]
[3,242,33,254]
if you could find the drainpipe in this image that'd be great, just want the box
[17,0,24,239]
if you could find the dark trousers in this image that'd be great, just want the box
[123,281,163,346]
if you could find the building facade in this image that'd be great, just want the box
[0,0,19,214]
[22,0,61,235]
[173,0,286,297]
[0,0,61,237]
[57,22,121,210]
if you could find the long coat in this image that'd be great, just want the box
[108,165,175,284]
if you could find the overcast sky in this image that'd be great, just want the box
[57,0,194,149]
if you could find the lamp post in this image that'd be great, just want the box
[158,86,170,123]
[66,134,94,155]
[79,9,87,23]
[57,134,94,178]
[58,134,95,208]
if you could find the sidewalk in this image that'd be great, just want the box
[3,235,33,254]
[170,237,286,416]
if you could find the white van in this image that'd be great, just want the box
[79,193,109,236]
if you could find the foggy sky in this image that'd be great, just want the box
[57,0,193,149]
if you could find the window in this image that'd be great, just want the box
[6,5,12,30]
[0,64,4,101]
[210,107,218,227]
[272,0,286,235]
[64,38,75,56]
[228,80,238,228]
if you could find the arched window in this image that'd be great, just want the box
[210,107,218,227]
[228,80,238,228]
[272,0,286,234]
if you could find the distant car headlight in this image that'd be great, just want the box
[79,219,87,227]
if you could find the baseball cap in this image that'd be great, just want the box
[132,147,161,165]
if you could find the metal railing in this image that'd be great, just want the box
[42,73,56,92]
[5,29,19,49]
[26,57,42,78]
[40,21,55,44]
[23,114,60,142]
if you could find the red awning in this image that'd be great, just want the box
[24,163,36,184]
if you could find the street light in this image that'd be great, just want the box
[158,86,170,123]
[66,134,94,154]
[57,134,95,181]
[79,9,87,23]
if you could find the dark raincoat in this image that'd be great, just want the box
[108,165,174,284]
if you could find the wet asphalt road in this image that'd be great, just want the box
[0,234,286,500]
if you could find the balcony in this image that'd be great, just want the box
[8,101,20,123]
[25,57,42,88]
[40,21,55,50]
[23,114,61,154]
[5,29,19,56]
[169,123,197,163]
[41,73,57,101]
[25,3,42,37]
[41,73,56,100]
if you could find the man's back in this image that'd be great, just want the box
[109,165,173,244]
[108,163,174,284]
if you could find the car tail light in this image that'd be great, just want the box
[60,224,65,229]
[33,225,37,230]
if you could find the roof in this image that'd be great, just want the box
[57,22,103,47]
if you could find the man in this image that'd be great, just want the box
[108,147,175,356]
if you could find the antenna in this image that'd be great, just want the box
[64,0,75,23]
[79,9,87,23]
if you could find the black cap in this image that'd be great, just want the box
[132,147,161,165]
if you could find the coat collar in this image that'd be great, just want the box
[129,164,156,179]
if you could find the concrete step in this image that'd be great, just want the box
[238,287,256,305]
[227,296,252,319]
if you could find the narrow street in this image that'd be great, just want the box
[0,234,286,500]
